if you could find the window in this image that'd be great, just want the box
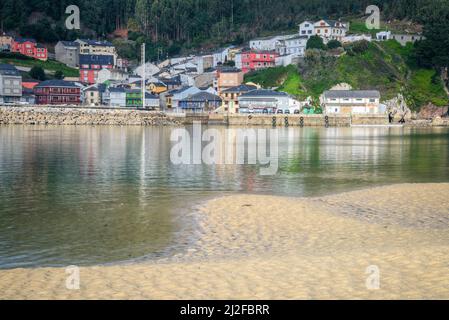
[369,99,375,102]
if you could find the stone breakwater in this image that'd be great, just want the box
[0,107,182,126]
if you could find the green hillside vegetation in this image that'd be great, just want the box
[0,53,79,78]
[244,40,448,110]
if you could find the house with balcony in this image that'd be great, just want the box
[219,84,258,114]
[0,64,22,104]
[276,35,308,57]
[178,91,222,113]
[322,90,382,114]
[79,54,114,84]
[11,38,48,61]
[299,20,348,43]
[313,20,348,43]
[238,89,290,113]
[239,51,278,73]
[34,80,81,105]
[75,39,117,66]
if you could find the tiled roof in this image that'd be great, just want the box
[0,63,20,76]
[14,38,37,44]
[60,41,79,47]
[79,54,114,65]
[324,90,380,99]
[180,91,222,102]
[218,66,242,73]
[35,80,78,88]
[240,89,289,98]
[77,39,114,47]
[221,84,257,93]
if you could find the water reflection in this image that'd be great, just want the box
[0,125,448,268]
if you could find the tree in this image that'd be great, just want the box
[327,40,342,50]
[54,70,64,80]
[306,36,326,50]
[29,66,46,81]
[415,0,449,75]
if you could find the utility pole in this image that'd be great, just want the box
[141,43,146,109]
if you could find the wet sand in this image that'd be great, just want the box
[0,183,448,299]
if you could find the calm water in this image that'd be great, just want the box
[0,125,448,269]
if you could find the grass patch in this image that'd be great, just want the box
[408,69,448,108]
[0,53,79,77]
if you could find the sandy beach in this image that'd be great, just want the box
[0,183,448,299]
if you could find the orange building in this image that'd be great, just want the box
[215,67,244,94]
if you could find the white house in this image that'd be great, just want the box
[322,90,382,114]
[298,21,315,38]
[276,35,308,56]
[314,20,348,43]
[249,34,297,51]
[96,68,129,84]
[107,87,127,107]
[238,89,290,113]
[376,31,392,41]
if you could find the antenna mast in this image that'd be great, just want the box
[141,43,146,109]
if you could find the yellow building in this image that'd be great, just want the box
[147,82,168,95]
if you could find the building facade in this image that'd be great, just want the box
[240,51,278,73]
[322,90,381,114]
[215,67,244,93]
[238,89,290,113]
[75,39,117,65]
[0,64,22,104]
[220,84,257,114]
[11,38,48,61]
[79,54,114,84]
[276,36,308,56]
[34,80,81,105]
[298,21,315,38]
[55,41,80,68]
[0,34,13,51]
[178,91,222,113]
[126,89,160,109]
[314,20,347,43]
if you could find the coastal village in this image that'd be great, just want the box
[0,19,428,117]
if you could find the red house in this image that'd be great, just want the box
[79,54,114,84]
[34,80,81,105]
[11,38,48,61]
[241,50,278,73]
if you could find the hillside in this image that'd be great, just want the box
[0,53,79,78]
[245,41,448,110]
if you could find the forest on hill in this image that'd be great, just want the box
[0,0,444,49]
[1,0,447,91]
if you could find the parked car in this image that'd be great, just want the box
[276,109,283,114]
[285,110,290,114]
[294,109,300,114]
[262,108,269,114]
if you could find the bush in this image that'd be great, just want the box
[54,70,64,80]
[306,36,326,50]
[29,66,46,81]
[346,40,370,55]
[327,40,342,50]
